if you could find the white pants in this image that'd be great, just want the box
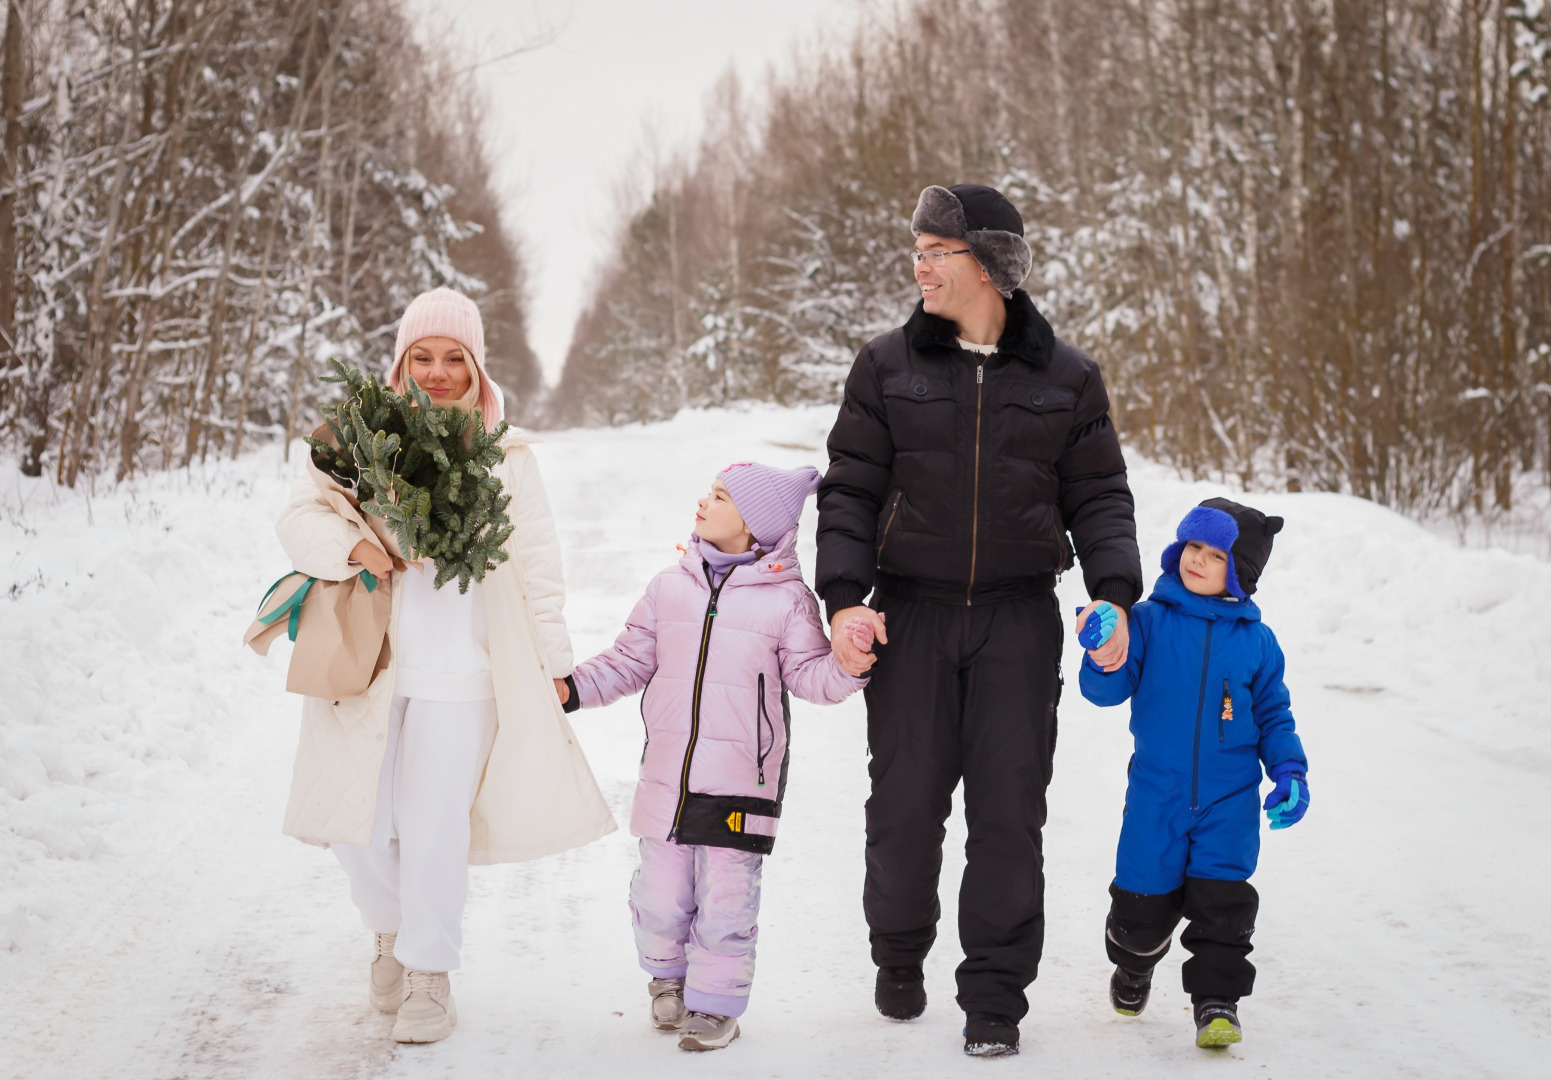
[333,696,497,972]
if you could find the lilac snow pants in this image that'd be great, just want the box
[629,837,763,1018]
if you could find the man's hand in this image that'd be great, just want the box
[830,605,886,677]
[349,538,393,578]
[1076,599,1129,672]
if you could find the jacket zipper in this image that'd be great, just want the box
[1219,677,1230,743]
[1190,621,1216,810]
[966,363,984,606]
[670,565,732,838]
[639,673,655,763]
[875,491,903,564]
[756,672,772,786]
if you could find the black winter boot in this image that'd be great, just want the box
[1109,966,1152,1016]
[963,1012,1019,1056]
[1193,998,1242,1047]
[875,965,926,1020]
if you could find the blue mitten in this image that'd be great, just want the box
[1076,602,1118,651]
[1263,761,1309,829]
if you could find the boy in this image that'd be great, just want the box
[1078,497,1309,1048]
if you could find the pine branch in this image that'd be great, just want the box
[306,359,512,592]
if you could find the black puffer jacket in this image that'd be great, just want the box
[816,290,1142,617]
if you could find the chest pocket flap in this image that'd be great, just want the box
[993,382,1079,413]
[882,374,957,404]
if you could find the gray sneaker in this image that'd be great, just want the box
[369,931,404,1012]
[648,977,688,1030]
[677,1011,740,1051]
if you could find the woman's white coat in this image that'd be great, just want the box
[273,430,616,863]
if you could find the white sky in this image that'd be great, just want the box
[406,0,863,386]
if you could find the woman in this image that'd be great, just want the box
[274,287,615,1044]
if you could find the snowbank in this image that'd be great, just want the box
[0,456,299,952]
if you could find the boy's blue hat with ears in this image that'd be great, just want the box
[1161,497,1285,598]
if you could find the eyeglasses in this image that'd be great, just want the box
[910,248,972,266]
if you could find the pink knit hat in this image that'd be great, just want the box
[718,462,823,547]
[388,287,505,431]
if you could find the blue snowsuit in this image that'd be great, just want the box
[1080,571,1306,895]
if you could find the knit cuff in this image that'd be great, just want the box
[561,674,581,714]
[822,581,868,625]
[1267,759,1306,782]
[1091,576,1140,614]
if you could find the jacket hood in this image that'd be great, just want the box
[681,528,805,588]
[905,288,1056,369]
[1148,570,1262,623]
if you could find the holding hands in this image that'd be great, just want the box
[842,612,881,653]
[1074,599,1130,672]
[829,606,887,677]
[347,538,573,707]
[1076,602,1119,650]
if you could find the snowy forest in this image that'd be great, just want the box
[1,0,1547,520]
[555,0,1551,518]
[0,0,540,485]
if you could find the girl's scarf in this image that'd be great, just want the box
[698,538,759,585]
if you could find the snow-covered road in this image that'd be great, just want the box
[4,405,1549,1079]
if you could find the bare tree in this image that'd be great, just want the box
[558,0,1551,521]
[0,0,546,482]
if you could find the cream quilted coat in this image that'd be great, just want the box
[273,431,617,863]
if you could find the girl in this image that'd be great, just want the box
[564,462,869,1051]
[274,287,615,1044]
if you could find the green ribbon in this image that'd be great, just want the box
[255,569,376,643]
[256,574,318,642]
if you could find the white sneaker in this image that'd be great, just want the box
[677,1011,740,1051]
[392,970,457,1043]
[648,977,687,1030]
[369,932,404,1012]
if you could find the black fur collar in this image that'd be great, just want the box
[905,289,1055,368]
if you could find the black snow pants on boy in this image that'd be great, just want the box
[1106,879,1259,1000]
[861,577,1063,1023]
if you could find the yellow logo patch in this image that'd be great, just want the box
[725,811,743,833]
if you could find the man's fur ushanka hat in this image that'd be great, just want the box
[911,183,1034,298]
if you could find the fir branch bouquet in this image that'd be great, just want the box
[306,358,514,593]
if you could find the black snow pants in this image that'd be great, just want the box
[1106,879,1259,1001]
[862,576,1063,1022]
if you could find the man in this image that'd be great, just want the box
[817,183,1143,1056]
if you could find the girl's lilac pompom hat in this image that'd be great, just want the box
[388,286,505,430]
[718,462,823,547]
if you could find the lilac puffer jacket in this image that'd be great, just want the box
[571,529,863,853]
